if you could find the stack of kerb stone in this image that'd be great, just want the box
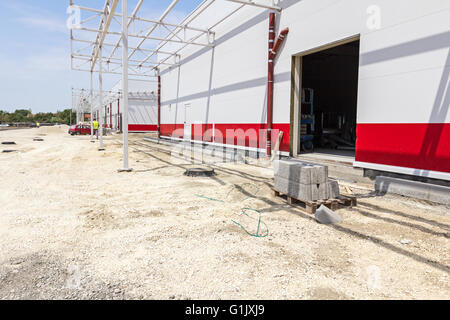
[274,160,340,201]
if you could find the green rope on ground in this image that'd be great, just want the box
[231,208,268,238]
[195,183,268,238]
[194,194,224,203]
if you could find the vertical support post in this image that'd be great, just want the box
[81,89,85,123]
[71,89,74,123]
[73,89,78,124]
[71,89,74,126]
[158,73,161,139]
[266,12,275,157]
[110,103,112,129]
[77,90,80,124]
[120,0,132,172]
[117,98,120,131]
[98,45,105,151]
[90,71,94,140]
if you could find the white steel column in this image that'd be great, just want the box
[71,89,75,124]
[75,90,80,123]
[98,45,105,151]
[90,71,94,141]
[120,0,132,171]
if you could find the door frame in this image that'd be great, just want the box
[289,35,361,157]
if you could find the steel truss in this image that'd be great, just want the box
[70,0,282,78]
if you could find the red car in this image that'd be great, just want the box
[68,124,91,135]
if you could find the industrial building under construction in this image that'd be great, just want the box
[2,0,447,301]
[71,0,450,183]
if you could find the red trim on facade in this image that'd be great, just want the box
[356,123,450,173]
[128,124,158,132]
[159,122,450,173]
[161,123,290,152]
[160,124,185,138]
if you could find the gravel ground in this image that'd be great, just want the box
[0,126,449,300]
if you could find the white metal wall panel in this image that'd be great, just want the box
[159,0,450,175]
[108,79,158,129]
[161,3,270,126]
[357,2,450,123]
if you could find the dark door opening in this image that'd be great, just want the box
[300,39,360,158]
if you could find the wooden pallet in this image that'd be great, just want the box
[272,188,357,214]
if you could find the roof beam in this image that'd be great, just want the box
[73,54,177,67]
[71,38,176,56]
[91,0,119,72]
[128,0,180,60]
[77,27,214,47]
[75,6,210,34]
[140,0,217,67]
[107,0,144,62]
[152,1,247,70]
[72,66,157,78]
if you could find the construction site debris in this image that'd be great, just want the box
[314,205,343,225]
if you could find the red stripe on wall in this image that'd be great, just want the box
[356,123,450,173]
[160,124,184,138]
[273,123,290,152]
[129,124,158,132]
[161,123,290,152]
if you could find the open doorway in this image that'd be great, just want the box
[291,38,360,161]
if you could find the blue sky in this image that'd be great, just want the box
[0,0,201,113]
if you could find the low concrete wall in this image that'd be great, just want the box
[375,176,450,206]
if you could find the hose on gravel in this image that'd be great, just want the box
[195,183,268,238]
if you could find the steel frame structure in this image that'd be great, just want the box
[69,0,283,169]
[72,87,156,136]
[71,88,91,124]
[73,88,157,105]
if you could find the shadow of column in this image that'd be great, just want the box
[205,47,215,142]
[415,49,450,176]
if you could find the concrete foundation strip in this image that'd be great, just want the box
[375,176,450,206]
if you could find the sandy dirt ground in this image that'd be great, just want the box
[0,126,449,300]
